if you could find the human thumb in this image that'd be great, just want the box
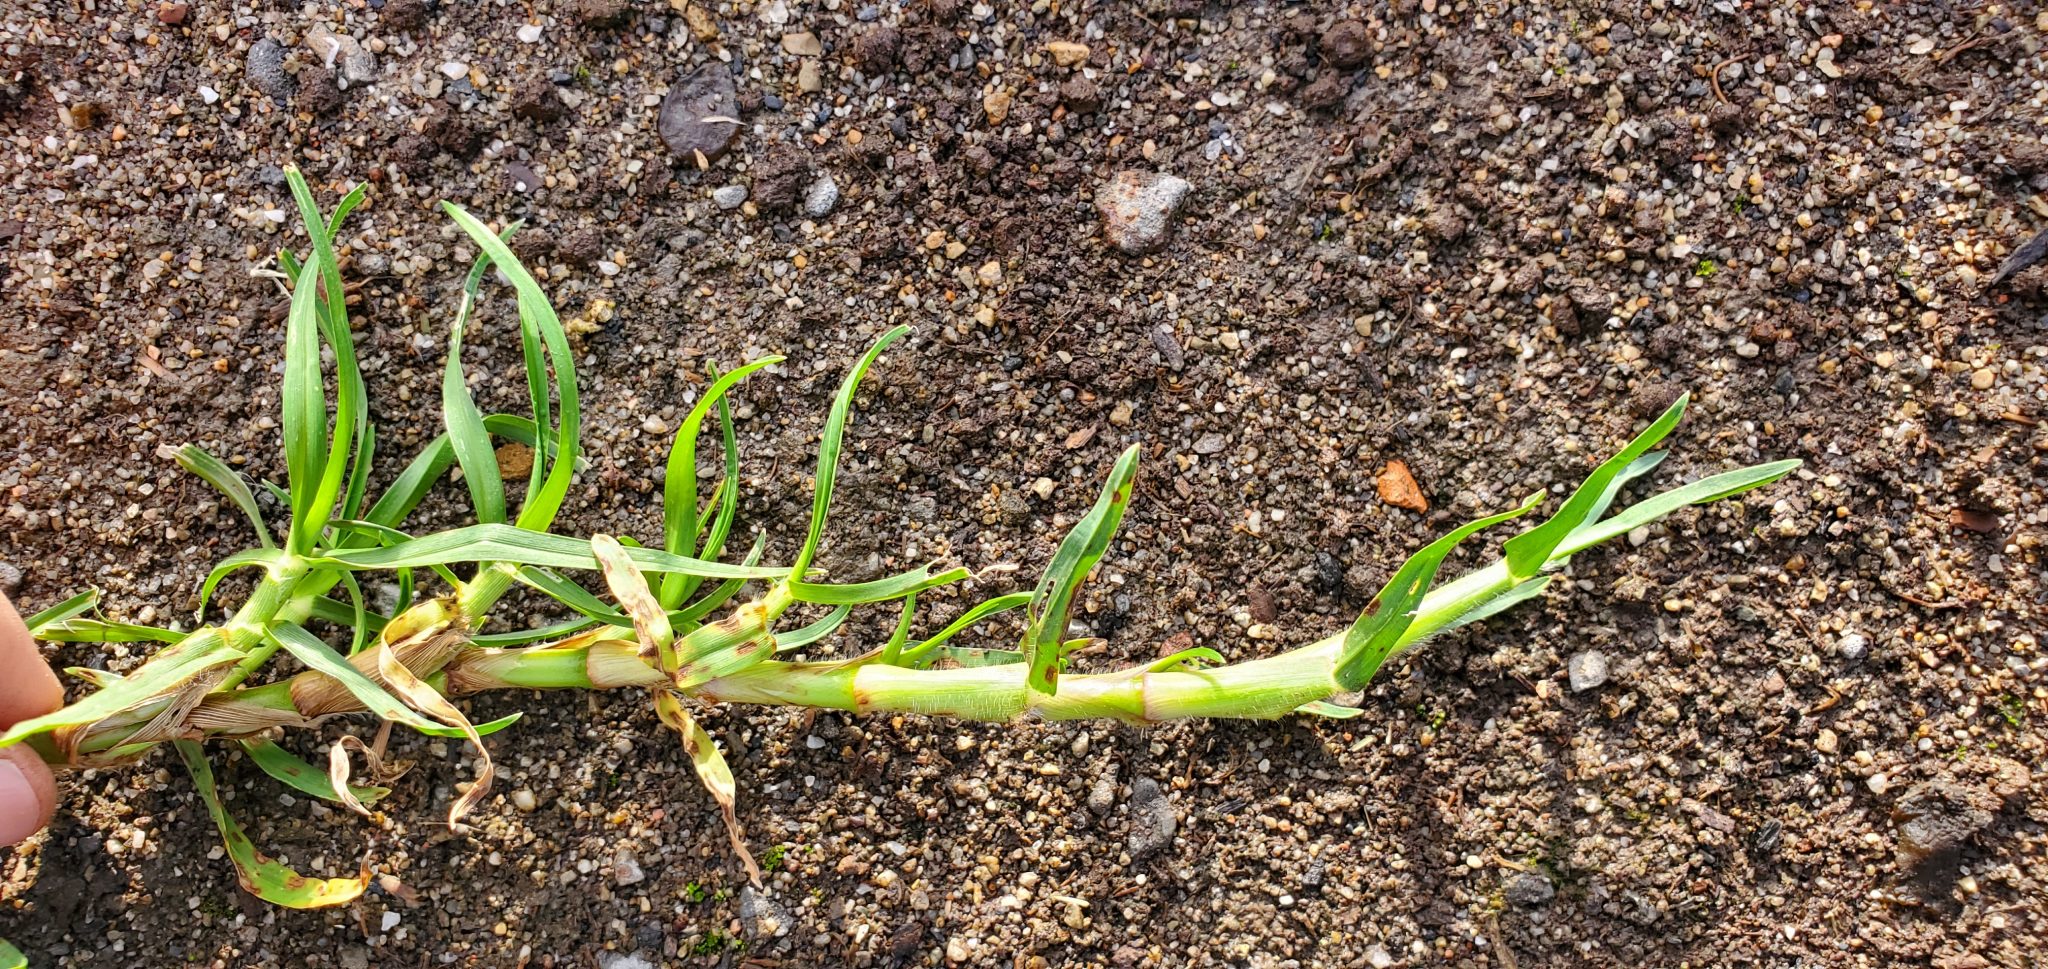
[0,744,56,846]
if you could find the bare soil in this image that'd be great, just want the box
[2,1,2045,967]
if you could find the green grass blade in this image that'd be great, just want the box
[788,565,969,605]
[777,605,852,651]
[34,619,187,645]
[286,169,365,556]
[322,519,464,589]
[1335,492,1546,690]
[265,622,449,734]
[1147,646,1224,673]
[0,628,240,748]
[472,617,600,647]
[172,445,276,548]
[1556,459,1803,558]
[198,548,294,619]
[789,326,911,580]
[876,593,918,666]
[441,270,506,525]
[915,645,1026,668]
[363,414,544,528]
[305,596,390,635]
[280,256,329,553]
[335,571,372,656]
[1022,445,1140,695]
[660,358,782,609]
[897,592,1032,668]
[342,423,376,523]
[23,590,100,633]
[312,524,787,580]
[240,739,390,806]
[1501,395,1688,580]
[1437,575,1554,634]
[513,566,627,624]
[673,534,767,626]
[439,204,581,535]
[1295,700,1366,719]
[324,180,369,238]
[174,739,370,909]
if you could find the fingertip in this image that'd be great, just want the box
[0,744,57,847]
[0,593,64,726]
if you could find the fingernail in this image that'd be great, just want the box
[0,757,45,845]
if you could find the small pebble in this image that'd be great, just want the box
[713,184,749,210]
[802,175,840,217]
[1567,651,1610,692]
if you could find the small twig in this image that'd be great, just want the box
[1709,57,1741,104]
[1887,585,1965,610]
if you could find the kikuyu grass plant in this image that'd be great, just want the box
[0,173,1799,908]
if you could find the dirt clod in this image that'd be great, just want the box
[658,66,740,163]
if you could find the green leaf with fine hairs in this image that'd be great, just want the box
[917,646,1027,668]
[280,255,328,554]
[898,592,1032,668]
[787,564,969,605]
[1436,575,1554,635]
[174,739,371,909]
[1556,459,1803,558]
[1335,491,1546,690]
[171,445,275,548]
[660,357,782,609]
[790,326,911,580]
[1501,395,1688,580]
[0,627,242,748]
[23,590,100,634]
[440,203,582,535]
[35,619,186,645]
[311,524,785,580]
[239,739,390,806]
[0,938,24,969]
[778,605,852,651]
[1294,700,1366,720]
[1022,445,1140,695]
